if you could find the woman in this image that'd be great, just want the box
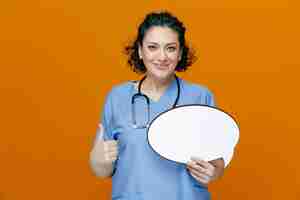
[90,11,224,199]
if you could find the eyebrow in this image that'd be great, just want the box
[145,42,178,46]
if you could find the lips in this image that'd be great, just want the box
[154,63,169,70]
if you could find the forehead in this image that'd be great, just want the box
[143,26,179,44]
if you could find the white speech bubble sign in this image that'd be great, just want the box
[147,105,239,167]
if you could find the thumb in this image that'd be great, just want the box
[190,156,206,163]
[190,156,203,161]
[97,123,104,138]
[98,123,103,131]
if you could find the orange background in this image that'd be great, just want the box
[1,0,300,199]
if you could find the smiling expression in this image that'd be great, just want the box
[138,26,182,81]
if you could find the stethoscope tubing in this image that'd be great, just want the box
[131,74,181,129]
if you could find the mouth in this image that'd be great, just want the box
[154,63,170,70]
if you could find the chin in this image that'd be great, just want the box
[149,70,175,81]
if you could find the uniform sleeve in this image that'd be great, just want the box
[205,89,216,107]
[94,91,115,143]
[195,87,216,107]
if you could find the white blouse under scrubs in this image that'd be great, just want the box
[96,77,215,200]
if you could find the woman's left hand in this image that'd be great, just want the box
[186,157,219,186]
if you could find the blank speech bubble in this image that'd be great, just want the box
[147,105,239,167]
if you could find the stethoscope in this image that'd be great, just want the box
[131,74,181,129]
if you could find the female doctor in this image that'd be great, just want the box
[90,11,224,200]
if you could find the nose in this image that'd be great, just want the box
[158,49,168,61]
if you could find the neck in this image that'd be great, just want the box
[142,74,175,94]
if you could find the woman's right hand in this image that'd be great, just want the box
[93,123,118,164]
[89,123,118,177]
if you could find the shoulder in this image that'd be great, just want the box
[104,81,135,102]
[110,81,133,94]
[180,78,214,96]
[179,78,215,106]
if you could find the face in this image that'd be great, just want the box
[138,26,182,81]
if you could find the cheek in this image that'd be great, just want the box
[168,53,181,63]
[142,51,155,61]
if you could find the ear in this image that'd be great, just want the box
[179,48,183,61]
[138,43,142,59]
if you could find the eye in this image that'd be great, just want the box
[147,45,157,50]
[167,46,177,52]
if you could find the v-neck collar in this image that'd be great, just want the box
[131,77,178,104]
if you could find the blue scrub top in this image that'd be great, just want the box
[97,77,215,200]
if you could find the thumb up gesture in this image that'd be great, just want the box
[90,123,118,177]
